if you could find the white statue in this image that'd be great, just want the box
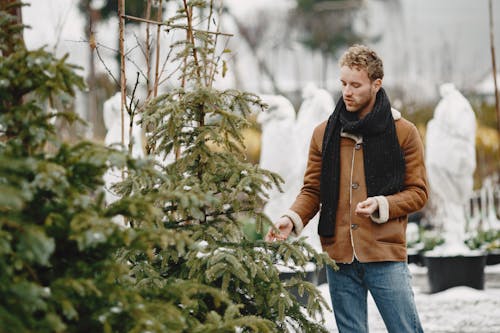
[293,83,334,252]
[103,92,144,158]
[425,83,477,255]
[295,83,334,186]
[257,94,297,222]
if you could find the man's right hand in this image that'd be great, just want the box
[265,216,293,242]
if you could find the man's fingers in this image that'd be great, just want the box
[355,202,372,216]
[357,201,367,208]
[265,229,285,242]
[265,229,278,242]
[265,216,293,242]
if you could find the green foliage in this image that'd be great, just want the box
[406,224,445,253]
[77,0,154,24]
[420,229,445,252]
[474,100,499,129]
[292,0,366,57]
[0,44,188,330]
[296,0,318,11]
[465,229,500,251]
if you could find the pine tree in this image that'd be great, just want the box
[117,1,337,332]
[0,2,233,332]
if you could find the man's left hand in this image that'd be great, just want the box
[355,197,379,217]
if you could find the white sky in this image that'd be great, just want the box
[22,0,500,100]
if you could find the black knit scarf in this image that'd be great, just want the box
[318,88,405,237]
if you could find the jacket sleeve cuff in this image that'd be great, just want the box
[282,209,304,236]
[371,196,389,224]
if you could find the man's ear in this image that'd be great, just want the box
[372,78,382,92]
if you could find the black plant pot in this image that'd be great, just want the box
[407,248,424,266]
[316,266,328,285]
[422,254,487,293]
[407,253,421,265]
[486,249,500,265]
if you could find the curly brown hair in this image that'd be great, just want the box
[339,44,384,81]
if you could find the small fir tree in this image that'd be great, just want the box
[118,1,337,332]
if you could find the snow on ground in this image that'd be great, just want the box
[317,265,500,333]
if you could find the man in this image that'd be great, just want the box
[266,44,428,333]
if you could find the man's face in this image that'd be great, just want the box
[340,65,381,118]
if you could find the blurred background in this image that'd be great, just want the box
[22,0,500,186]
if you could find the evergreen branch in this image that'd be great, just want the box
[162,207,255,227]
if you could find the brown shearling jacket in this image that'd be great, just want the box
[284,109,428,263]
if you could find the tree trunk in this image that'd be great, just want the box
[1,0,24,128]
[1,0,24,56]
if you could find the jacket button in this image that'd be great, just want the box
[351,182,359,189]
[355,143,362,150]
[351,224,359,230]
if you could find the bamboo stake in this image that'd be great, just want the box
[145,0,152,98]
[489,0,500,156]
[118,0,131,227]
[153,0,163,97]
[207,0,223,88]
[183,0,202,82]
[205,0,215,86]
[118,0,126,148]
[178,0,189,161]
[182,0,203,181]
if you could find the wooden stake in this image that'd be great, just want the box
[145,0,152,98]
[153,0,162,97]
[118,0,126,147]
[183,0,202,82]
[489,0,500,157]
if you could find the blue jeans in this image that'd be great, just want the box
[327,260,423,333]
